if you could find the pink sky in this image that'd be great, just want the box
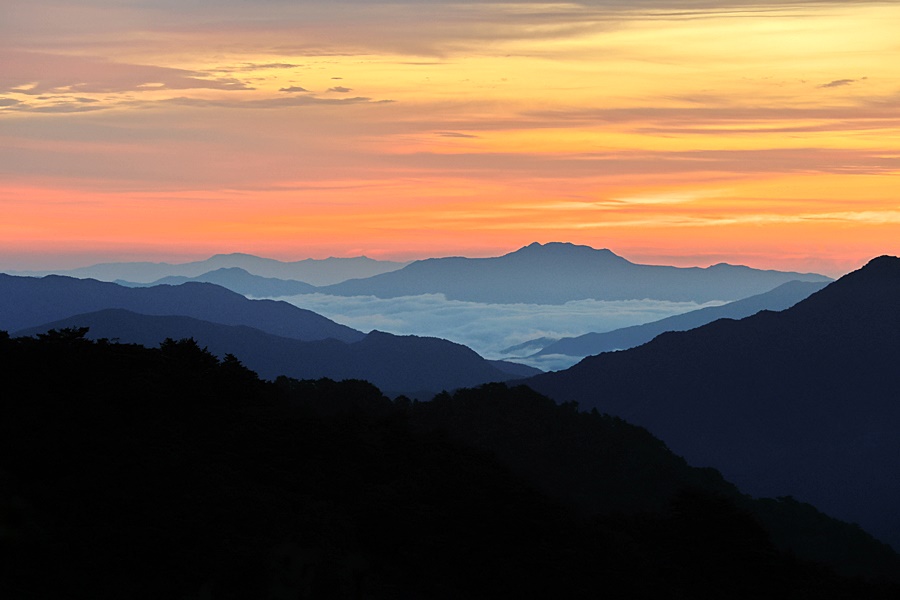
[2,1,898,276]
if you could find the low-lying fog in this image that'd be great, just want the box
[279,293,724,371]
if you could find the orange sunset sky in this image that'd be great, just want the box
[2,0,898,276]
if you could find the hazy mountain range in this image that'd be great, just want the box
[525,256,900,549]
[318,242,832,304]
[12,243,831,305]
[118,267,319,297]
[11,252,408,286]
[516,279,829,359]
[0,274,362,343]
[6,243,837,373]
[0,274,536,397]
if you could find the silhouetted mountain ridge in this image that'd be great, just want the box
[525,255,900,549]
[1,331,897,597]
[14,308,537,397]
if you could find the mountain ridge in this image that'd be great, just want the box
[524,255,900,548]
[119,267,319,297]
[3,332,898,596]
[0,273,363,343]
[13,308,539,397]
[10,253,408,286]
[319,242,831,304]
[530,279,829,359]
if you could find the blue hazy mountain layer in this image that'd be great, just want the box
[533,279,829,358]
[0,274,363,343]
[119,267,319,297]
[319,242,831,304]
[525,256,900,550]
[11,252,408,286]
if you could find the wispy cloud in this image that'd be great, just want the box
[4,93,392,113]
[240,63,300,70]
[158,95,389,109]
[436,131,479,138]
[818,78,857,89]
[1,51,253,95]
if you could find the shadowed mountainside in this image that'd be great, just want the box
[525,256,900,549]
[0,274,363,343]
[1,331,897,598]
[319,242,831,304]
[411,383,900,582]
[532,279,828,359]
[15,309,538,397]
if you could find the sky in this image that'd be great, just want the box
[2,0,899,276]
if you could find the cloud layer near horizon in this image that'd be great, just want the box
[2,0,898,273]
[279,292,723,370]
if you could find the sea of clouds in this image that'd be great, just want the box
[279,293,723,371]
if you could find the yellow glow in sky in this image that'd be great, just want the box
[1,1,898,274]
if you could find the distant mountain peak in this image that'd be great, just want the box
[518,241,605,252]
[208,252,258,259]
[205,267,253,275]
[510,242,628,261]
[322,243,830,303]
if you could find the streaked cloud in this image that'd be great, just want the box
[436,131,479,138]
[0,51,253,95]
[817,79,858,89]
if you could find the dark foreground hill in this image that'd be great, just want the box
[533,279,828,358]
[526,256,900,549]
[15,309,536,397]
[320,242,831,304]
[1,331,897,598]
[0,273,363,343]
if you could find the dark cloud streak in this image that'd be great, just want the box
[159,95,388,109]
[436,131,479,138]
[818,79,856,89]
